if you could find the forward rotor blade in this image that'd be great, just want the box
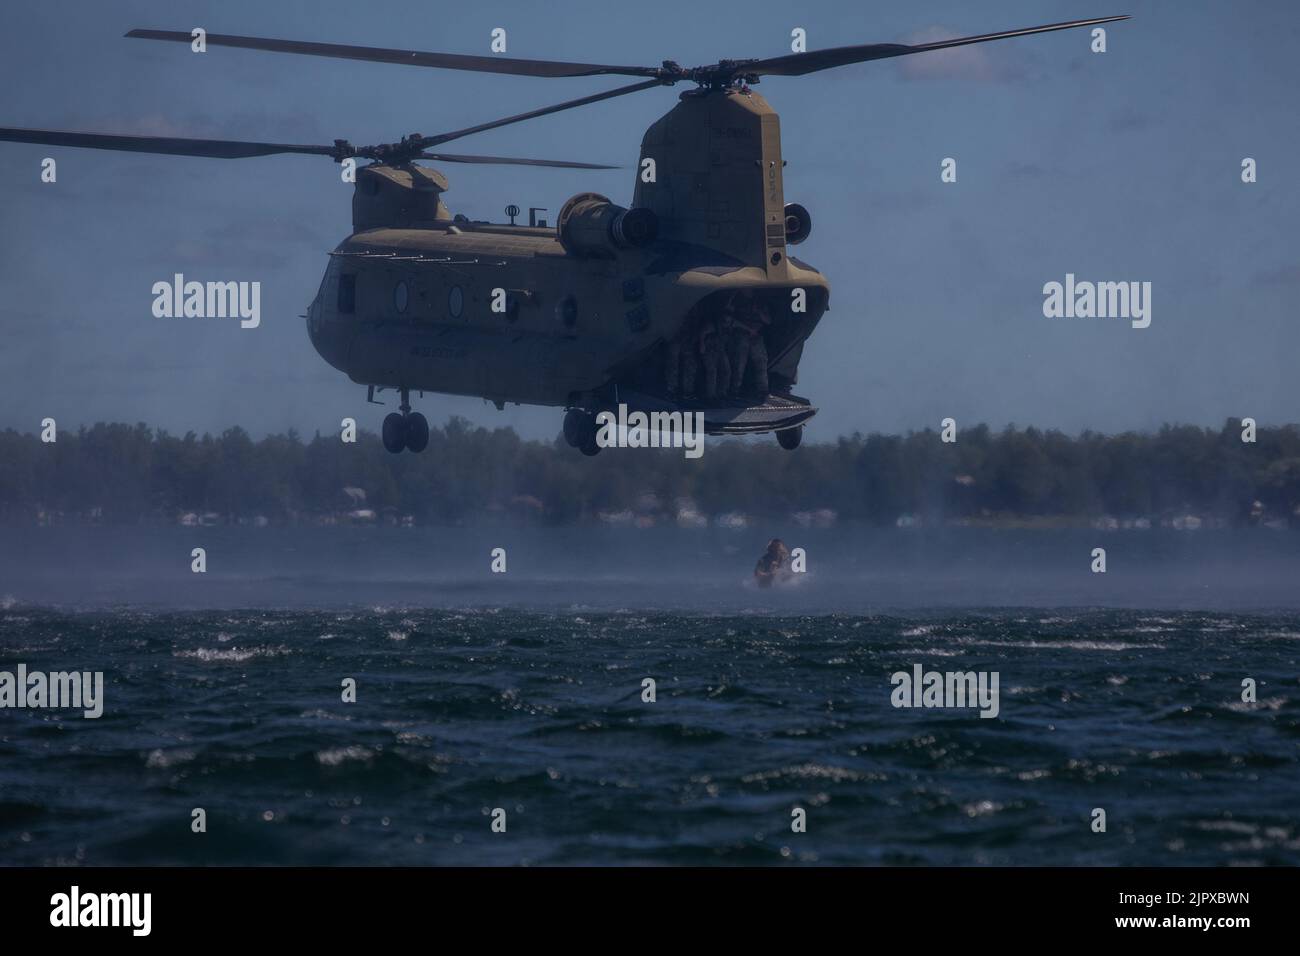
[126,29,661,78]
[747,15,1130,77]
[420,152,617,169]
[419,78,663,148]
[0,126,336,159]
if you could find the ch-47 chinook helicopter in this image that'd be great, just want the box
[1,15,1126,455]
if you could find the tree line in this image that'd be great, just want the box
[0,418,1297,527]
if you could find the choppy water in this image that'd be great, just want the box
[2,605,1297,865]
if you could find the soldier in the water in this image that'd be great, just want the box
[754,538,791,588]
[727,290,770,399]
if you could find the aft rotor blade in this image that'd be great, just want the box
[420,152,617,169]
[0,126,337,159]
[747,15,1130,77]
[126,29,662,78]
[419,78,663,148]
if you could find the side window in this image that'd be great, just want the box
[338,273,356,314]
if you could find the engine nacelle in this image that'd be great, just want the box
[557,192,658,258]
[784,202,812,245]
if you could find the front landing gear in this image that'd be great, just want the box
[382,388,429,454]
[776,425,803,451]
[562,408,601,456]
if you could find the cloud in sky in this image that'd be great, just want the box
[894,26,1037,83]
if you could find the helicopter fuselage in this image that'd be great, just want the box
[307,220,828,409]
[307,87,830,433]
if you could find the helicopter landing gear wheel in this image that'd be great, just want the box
[563,408,590,448]
[381,387,429,454]
[382,412,408,453]
[565,408,601,455]
[777,426,803,451]
[405,412,429,453]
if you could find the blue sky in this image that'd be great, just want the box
[1,0,1296,441]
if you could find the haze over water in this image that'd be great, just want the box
[3,525,1299,611]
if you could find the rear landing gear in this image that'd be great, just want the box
[382,412,407,453]
[405,412,429,452]
[776,426,803,450]
[382,389,429,454]
[563,408,601,456]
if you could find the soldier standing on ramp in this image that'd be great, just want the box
[665,334,683,398]
[728,290,770,400]
[699,317,730,401]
